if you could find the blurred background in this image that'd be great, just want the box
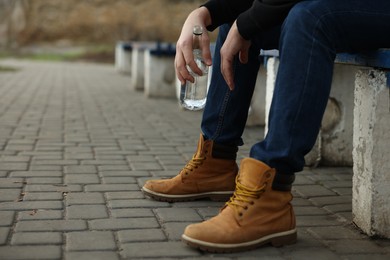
[0,0,209,63]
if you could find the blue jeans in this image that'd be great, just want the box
[201,0,390,177]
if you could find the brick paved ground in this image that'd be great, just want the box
[0,59,389,259]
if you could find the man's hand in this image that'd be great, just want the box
[175,7,212,85]
[220,21,251,90]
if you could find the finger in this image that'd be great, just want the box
[175,51,193,84]
[239,48,249,64]
[201,32,212,66]
[220,52,235,90]
[182,42,203,77]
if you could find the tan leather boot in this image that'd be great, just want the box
[141,134,238,202]
[182,157,296,253]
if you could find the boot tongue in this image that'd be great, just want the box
[194,134,206,158]
[238,158,271,190]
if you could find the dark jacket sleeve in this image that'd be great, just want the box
[202,0,301,40]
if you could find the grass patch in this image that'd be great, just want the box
[0,45,115,64]
[0,65,19,73]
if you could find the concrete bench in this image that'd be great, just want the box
[144,42,177,98]
[262,49,390,239]
[115,41,132,74]
[131,42,158,91]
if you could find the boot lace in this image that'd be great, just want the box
[226,176,266,216]
[182,155,206,175]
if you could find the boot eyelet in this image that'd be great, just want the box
[250,201,254,205]
[244,206,248,210]
[238,212,243,217]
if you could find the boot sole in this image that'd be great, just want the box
[182,229,297,253]
[141,187,233,202]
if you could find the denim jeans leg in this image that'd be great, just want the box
[201,24,263,146]
[250,0,390,176]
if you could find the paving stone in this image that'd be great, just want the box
[18,210,63,221]
[293,185,337,198]
[98,166,131,172]
[155,208,203,222]
[108,199,170,208]
[117,228,166,243]
[64,165,97,174]
[0,212,15,226]
[309,195,352,206]
[110,208,155,218]
[67,205,108,219]
[323,203,352,213]
[291,197,314,206]
[0,178,24,188]
[127,155,157,162]
[294,228,323,247]
[0,227,9,245]
[0,156,30,162]
[0,201,63,211]
[26,177,63,184]
[66,192,105,205]
[85,184,139,192]
[29,165,62,171]
[105,191,144,200]
[0,189,21,202]
[104,171,148,178]
[279,246,340,260]
[81,160,127,165]
[173,200,224,208]
[336,212,353,222]
[306,226,364,240]
[296,215,343,227]
[89,218,159,230]
[324,239,386,254]
[95,155,126,161]
[120,242,200,258]
[294,206,331,216]
[131,162,163,171]
[15,220,87,232]
[65,153,94,160]
[102,177,136,184]
[31,160,78,165]
[10,171,63,178]
[25,184,82,192]
[321,180,352,188]
[162,222,193,241]
[11,232,62,245]
[332,187,352,196]
[196,207,220,219]
[66,231,116,251]
[65,251,120,260]
[0,245,62,259]
[65,174,100,184]
[0,163,28,171]
[23,192,63,201]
